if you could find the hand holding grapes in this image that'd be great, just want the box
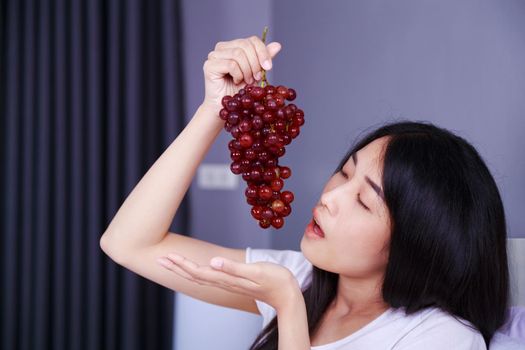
[208,28,305,230]
[201,36,282,112]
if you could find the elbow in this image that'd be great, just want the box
[99,233,111,255]
[99,232,124,264]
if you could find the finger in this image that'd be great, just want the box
[248,36,281,71]
[236,39,263,82]
[167,254,258,290]
[208,48,254,84]
[266,42,282,60]
[216,37,281,79]
[204,58,244,85]
[214,38,259,82]
[164,254,214,286]
[157,257,195,280]
[210,256,262,285]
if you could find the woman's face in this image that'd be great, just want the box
[300,136,391,278]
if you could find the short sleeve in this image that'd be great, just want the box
[245,247,313,328]
[393,309,487,350]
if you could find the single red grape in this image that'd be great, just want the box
[276,85,288,96]
[259,219,271,229]
[222,95,233,108]
[265,99,278,111]
[258,186,272,200]
[244,148,256,160]
[226,99,240,112]
[230,162,242,174]
[239,119,252,133]
[219,108,229,121]
[271,217,284,229]
[262,111,274,123]
[281,190,294,204]
[252,115,264,129]
[281,204,291,217]
[262,169,275,182]
[251,206,263,220]
[286,88,297,101]
[230,150,243,161]
[289,126,300,139]
[276,120,286,132]
[261,208,274,220]
[279,166,291,179]
[239,133,253,148]
[264,85,276,94]
[230,126,241,138]
[271,199,285,213]
[245,185,258,198]
[250,168,262,181]
[249,86,265,100]
[274,95,285,107]
[242,172,251,181]
[241,95,254,108]
[271,178,284,191]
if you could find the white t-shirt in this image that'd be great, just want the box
[245,247,487,350]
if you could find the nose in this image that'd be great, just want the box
[319,178,355,216]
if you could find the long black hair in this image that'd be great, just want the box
[249,120,509,349]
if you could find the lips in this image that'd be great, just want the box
[305,219,325,239]
[312,219,325,237]
[312,207,324,229]
[309,207,325,238]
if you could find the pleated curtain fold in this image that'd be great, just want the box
[0,1,187,349]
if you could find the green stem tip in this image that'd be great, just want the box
[261,26,269,88]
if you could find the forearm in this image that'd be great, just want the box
[276,290,311,350]
[101,103,223,250]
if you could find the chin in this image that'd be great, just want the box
[300,239,320,266]
[299,235,307,252]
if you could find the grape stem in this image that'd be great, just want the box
[261,26,269,88]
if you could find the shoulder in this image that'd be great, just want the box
[392,307,486,349]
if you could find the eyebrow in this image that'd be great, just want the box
[351,153,385,201]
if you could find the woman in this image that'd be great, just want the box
[100,35,509,349]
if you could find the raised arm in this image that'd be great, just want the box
[99,36,282,314]
[100,35,281,255]
[100,102,223,254]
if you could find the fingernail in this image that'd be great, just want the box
[210,258,223,269]
[254,72,262,80]
[262,60,271,70]
[157,258,172,267]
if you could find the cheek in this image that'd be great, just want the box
[330,224,390,275]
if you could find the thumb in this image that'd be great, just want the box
[266,42,282,59]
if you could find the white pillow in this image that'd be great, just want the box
[489,332,525,349]
[491,306,525,349]
[499,307,525,340]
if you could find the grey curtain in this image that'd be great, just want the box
[0,0,188,349]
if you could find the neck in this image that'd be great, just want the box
[329,273,389,318]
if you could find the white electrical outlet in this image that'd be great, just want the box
[197,163,239,190]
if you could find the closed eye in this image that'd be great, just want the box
[340,170,370,211]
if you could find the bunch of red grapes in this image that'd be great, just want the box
[218,83,305,229]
